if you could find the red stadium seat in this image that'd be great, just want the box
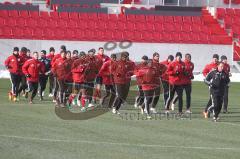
[174,16,183,23]
[22,27,33,39]
[191,24,201,33]
[87,21,96,30]
[0,10,8,17]
[55,29,66,40]
[108,14,118,22]
[1,27,12,38]
[154,23,163,31]
[48,19,58,29]
[69,12,79,20]
[8,10,19,17]
[39,11,49,19]
[67,20,78,29]
[98,13,108,21]
[154,16,164,23]
[183,16,192,24]
[57,19,68,28]
[29,11,39,18]
[163,23,175,32]
[179,33,190,43]
[133,31,142,41]
[32,28,43,39]
[59,12,69,20]
[0,17,5,26]
[198,33,209,43]
[4,18,16,26]
[164,16,174,23]
[88,13,98,21]
[152,32,162,42]
[142,32,153,42]
[118,15,127,22]
[182,24,192,32]
[171,32,180,41]
[106,21,117,30]
[94,30,104,40]
[125,22,135,31]
[19,10,29,18]
[162,32,172,42]
[126,14,136,22]
[76,20,88,30]
[123,31,134,41]
[112,31,123,41]
[50,12,59,19]
[12,28,23,39]
[135,22,146,31]
[16,17,26,27]
[116,21,125,31]
[43,28,54,39]
[79,13,89,20]
[146,15,155,23]
[192,17,202,24]
[27,18,38,27]
[146,23,154,31]
[65,29,76,40]
[37,18,48,28]
[135,15,145,22]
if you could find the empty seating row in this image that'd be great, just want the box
[0,26,232,44]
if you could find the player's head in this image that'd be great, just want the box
[60,50,67,58]
[110,54,117,61]
[60,45,66,52]
[66,51,71,59]
[21,47,27,54]
[40,50,47,58]
[185,53,191,61]
[218,62,224,72]
[221,55,227,63]
[212,54,219,63]
[80,51,86,59]
[49,47,55,54]
[27,49,31,57]
[121,52,128,61]
[153,52,159,61]
[13,47,19,55]
[167,55,174,62]
[33,52,39,59]
[141,55,148,64]
[88,49,96,56]
[175,52,182,61]
[98,47,104,55]
[72,50,78,57]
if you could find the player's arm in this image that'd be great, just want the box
[204,71,213,86]
[22,61,30,77]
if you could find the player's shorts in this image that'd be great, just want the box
[95,76,103,85]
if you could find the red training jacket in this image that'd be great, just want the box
[182,60,194,85]
[202,62,218,77]
[167,60,185,85]
[85,55,99,83]
[51,57,69,81]
[71,58,88,83]
[98,60,115,85]
[4,54,22,75]
[223,63,230,75]
[22,58,45,82]
[160,60,171,82]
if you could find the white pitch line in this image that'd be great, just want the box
[0,134,239,151]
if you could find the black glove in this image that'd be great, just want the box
[85,70,90,75]
[6,66,12,69]
[175,72,179,76]
[26,74,31,78]
[184,72,189,76]
[191,76,194,80]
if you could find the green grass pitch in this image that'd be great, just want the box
[0,78,240,159]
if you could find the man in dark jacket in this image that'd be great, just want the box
[39,50,51,101]
[204,62,230,122]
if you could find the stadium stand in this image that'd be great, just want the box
[0,2,39,10]
[0,8,232,45]
[216,8,240,60]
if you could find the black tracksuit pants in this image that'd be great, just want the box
[57,79,67,104]
[101,84,116,108]
[39,75,48,98]
[27,81,38,101]
[113,83,130,110]
[211,93,224,118]
[223,86,229,111]
[165,84,183,113]
[151,86,161,109]
[85,82,94,104]
[10,73,21,97]
[162,80,169,106]
[48,74,54,94]
[18,75,28,94]
[142,89,154,115]
[135,85,144,107]
[172,84,192,110]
